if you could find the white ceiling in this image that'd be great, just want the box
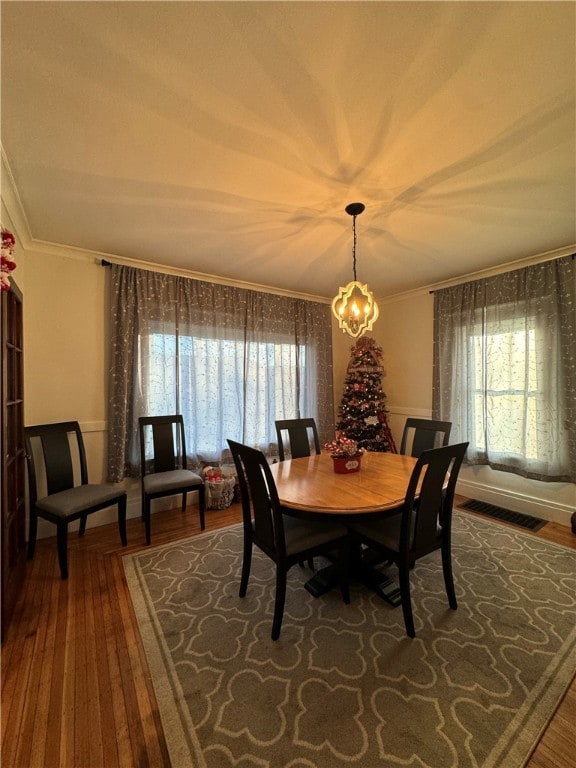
[1,1,574,300]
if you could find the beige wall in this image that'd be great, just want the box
[15,246,576,535]
[22,249,132,534]
[24,251,107,430]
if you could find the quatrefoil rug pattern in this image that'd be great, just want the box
[124,512,575,768]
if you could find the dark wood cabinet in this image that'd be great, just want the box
[1,281,27,642]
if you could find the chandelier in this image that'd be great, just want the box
[331,202,379,338]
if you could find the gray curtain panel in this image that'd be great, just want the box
[433,255,575,482]
[106,264,335,482]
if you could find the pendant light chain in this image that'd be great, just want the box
[352,214,358,282]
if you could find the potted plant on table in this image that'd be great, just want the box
[324,435,365,474]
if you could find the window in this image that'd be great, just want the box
[106,264,335,481]
[142,332,307,457]
[433,256,575,482]
[469,311,540,460]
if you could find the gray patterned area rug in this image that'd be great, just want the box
[123,512,576,768]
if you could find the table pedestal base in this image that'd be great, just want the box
[304,566,339,598]
[357,564,402,607]
[304,557,402,608]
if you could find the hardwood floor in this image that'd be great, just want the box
[1,501,574,768]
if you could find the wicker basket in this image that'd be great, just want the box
[205,476,236,510]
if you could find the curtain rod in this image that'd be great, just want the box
[96,258,329,303]
[428,251,575,294]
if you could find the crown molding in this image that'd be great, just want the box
[29,238,332,303]
[1,147,33,245]
[377,243,576,306]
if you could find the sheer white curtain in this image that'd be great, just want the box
[106,265,335,481]
[433,255,575,482]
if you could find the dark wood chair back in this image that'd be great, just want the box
[275,418,321,461]
[138,414,187,475]
[25,421,88,503]
[400,418,452,458]
[402,442,468,560]
[228,439,285,558]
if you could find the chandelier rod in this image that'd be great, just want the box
[352,213,358,282]
[345,202,365,283]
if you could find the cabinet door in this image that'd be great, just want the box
[1,282,27,642]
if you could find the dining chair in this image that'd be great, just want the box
[399,418,452,457]
[24,421,128,579]
[139,415,205,545]
[275,417,323,570]
[348,441,469,638]
[275,418,321,461]
[227,439,350,640]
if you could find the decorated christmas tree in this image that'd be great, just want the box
[336,337,397,453]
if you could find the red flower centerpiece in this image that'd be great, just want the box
[324,435,364,474]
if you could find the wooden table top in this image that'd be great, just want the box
[269,451,417,516]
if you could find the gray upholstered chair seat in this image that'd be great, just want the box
[143,469,203,495]
[282,515,349,556]
[352,513,442,551]
[36,484,125,518]
[349,513,403,551]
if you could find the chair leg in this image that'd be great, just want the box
[441,543,457,610]
[398,563,415,638]
[79,514,88,536]
[181,491,187,513]
[56,522,69,579]
[272,567,288,641]
[198,484,206,531]
[118,496,128,547]
[28,510,38,560]
[144,498,152,545]
[239,534,252,598]
[338,541,351,606]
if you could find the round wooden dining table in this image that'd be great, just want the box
[269,451,418,605]
[269,450,417,517]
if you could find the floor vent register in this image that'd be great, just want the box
[460,499,546,532]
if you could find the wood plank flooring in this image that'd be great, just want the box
[1,500,574,768]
